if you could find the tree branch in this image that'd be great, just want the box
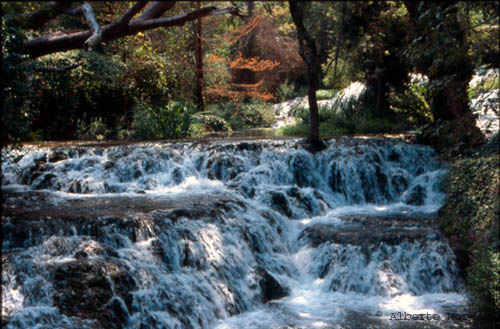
[22,5,244,58]
[117,1,149,26]
[129,6,244,30]
[137,1,175,20]
[81,2,101,50]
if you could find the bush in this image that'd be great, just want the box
[76,117,110,140]
[439,152,500,318]
[132,102,193,140]
[316,89,337,100]
[207,101,275,131]
[275,80,297,102]
[191,114,232,135]
[388,82,432,127]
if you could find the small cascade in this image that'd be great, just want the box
[1,138,476,328]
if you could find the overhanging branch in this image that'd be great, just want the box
[137,1,175,20]
[22,5,244,58]
[81,2,101,50]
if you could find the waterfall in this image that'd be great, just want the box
[2,138,473,328]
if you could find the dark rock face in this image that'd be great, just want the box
[53,259,136,329]
[48,150,68,163]
[269,191,292,217]
[256,267,289,303]
[300,215,440,248]
[404,185,426,206]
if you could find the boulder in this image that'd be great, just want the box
[53,258,136,328]
[255,267,289,303]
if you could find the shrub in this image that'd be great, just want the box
[439,152,500,317]
[316,89,337,100]
[388,82,432,127]
[132,102,193,140]
[76,117,110,141]
[276,79,297,102]
[191,114,232,135]
[207,101,275,131]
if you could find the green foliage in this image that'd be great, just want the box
[191,114,232,135]
[132,102,193,140]
[76,117,110,141]
[207,101,275,131]
[439,150,500,316]
[1,20,36,144]
[275,80,298,102]
[316,89,337,100]
[275,123,309,137]
[388,79,433,127]
[276,122,350,138]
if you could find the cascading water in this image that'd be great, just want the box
[1,138,474,328]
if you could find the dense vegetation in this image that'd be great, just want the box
[2,1,498,145]
[439,133,499,320]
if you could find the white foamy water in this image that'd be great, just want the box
[2,138,474,328]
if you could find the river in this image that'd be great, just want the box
[2,137,475,328]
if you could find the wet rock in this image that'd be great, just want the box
[32,173,57,190]
[391,174,408,195]
[404,185,426,206]
[288,187,316,215]
[100,297,131,329]
[69,180,83,193]
[73,241,119,259]
[67,147,87,158]
[301,215,439,248]
[171,167,184,184]
[53,258,136,327]
[256,267,289,303]
[21,162,54,185]
[388,150,400,162]
[207,154,244,181]
[329,162,344,194]
[289,153,314,187]
[48,150,67,163]
[104,161,115,170]
[269,191,292,217]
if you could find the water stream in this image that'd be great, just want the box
[2,138,474,328]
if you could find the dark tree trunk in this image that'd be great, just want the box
[404,1,475,123]
[404,1,484,151]
[289,0,321,145]
[371,76,389,118]
[193,1,205,111]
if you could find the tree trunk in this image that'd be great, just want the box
[404,1,484,150]
[289,0,321,145]
[374,76,389,118]
[404,1,475,123]
[193,1,205,111]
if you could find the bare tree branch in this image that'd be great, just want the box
[81,2,101,50]
[22,5,244,58]
[137,1,176,20]
[129,6,244,30]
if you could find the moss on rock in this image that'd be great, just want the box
[439,138,499,319]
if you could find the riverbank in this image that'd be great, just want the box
[438,133,499,323]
